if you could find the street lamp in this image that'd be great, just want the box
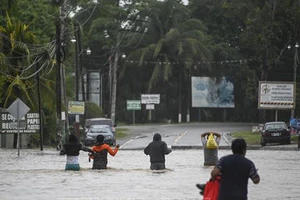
[71,37,91,101]
[287,42,299,119]
[71,36,91,138]
[288,42,300,148]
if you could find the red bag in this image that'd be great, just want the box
[203,177,220,200]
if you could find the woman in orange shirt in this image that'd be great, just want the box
[89,135,119,169]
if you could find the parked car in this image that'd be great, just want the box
[84,125,116,146]
[260,121,291,146]
[85,118,117,134]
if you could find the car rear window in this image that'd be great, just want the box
[90,127,111,133]
[85,119,113,127]
[266,123,286,130]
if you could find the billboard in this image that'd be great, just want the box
[191,77,235,108]
[258,81,295,109]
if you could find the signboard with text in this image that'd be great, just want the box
[1,112,40,134]
[127,100,141,110]
[258,81,295,109]
[141,94,160,104]
[68,101,85,115]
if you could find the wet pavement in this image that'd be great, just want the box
[1,147,300,200]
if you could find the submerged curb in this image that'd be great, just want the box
[120,144,300,151]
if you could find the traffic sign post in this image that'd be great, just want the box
[6,98,30,156]
[127,100,141,124]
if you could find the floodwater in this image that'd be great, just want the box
[0,148,300,200]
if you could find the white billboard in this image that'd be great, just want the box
[258,81,295,109]
[141,94,160,104]
[191,77,235,108]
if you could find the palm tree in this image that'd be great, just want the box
[0,13,55,110]
[123,0,212,122]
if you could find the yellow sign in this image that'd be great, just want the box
[68,101,85,115]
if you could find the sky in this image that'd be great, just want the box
[182,0,188,5]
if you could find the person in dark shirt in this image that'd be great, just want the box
[210,138,260,200]
[60,133,93,171]
[89,135,119,169]
[144,133,172,170]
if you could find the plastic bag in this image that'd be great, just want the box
[206,133,218,149]
[203,178,220,200]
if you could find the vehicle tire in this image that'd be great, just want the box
[261,138,266,147]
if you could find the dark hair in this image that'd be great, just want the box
[68,133,78,143]
[231,138,247,154]
[97,134,104,143]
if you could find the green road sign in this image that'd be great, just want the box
[127,100,141,110]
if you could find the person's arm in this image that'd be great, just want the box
[105,144,119,156]
[213,132,221,139]
[144,144,150,155]
[80,144,93,153]
[210,157,223,180]
[59,146,66,155]
[249,163,260,184]
[210,166,221,181]
[201,132,210,138]
[163,142,172,154]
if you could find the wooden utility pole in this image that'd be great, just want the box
[110,50,118,125]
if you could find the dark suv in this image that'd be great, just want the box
[85,118,117,134]
[260,121,291,146]
[84,125,116,146]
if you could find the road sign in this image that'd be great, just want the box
[146,104,155,110]
[6,98,30,120]
[68,101,85,115]
[141,94,160,104]
[258,81,295,109]
[127,100,141,110]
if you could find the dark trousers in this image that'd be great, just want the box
[150,163,165,170]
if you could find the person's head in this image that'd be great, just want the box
[96,134,104,143]
[68,133,78,143]
[153,133,162,141]
[231,138,247,156]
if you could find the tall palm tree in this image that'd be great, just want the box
[0,13,55,110]
[123,0,212,122]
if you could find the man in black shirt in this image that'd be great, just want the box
[144,133,172,170]
[210,138,260,200]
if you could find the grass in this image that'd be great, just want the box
[232,131,299,145]
[232,132,261,145]
[115,128,128,139]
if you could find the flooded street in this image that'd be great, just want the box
[1,148,300,200]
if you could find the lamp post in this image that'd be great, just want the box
[71,36,91,138]
[288,42,300,148]
[288,42,299,118]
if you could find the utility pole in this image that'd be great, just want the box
[110,49,118,125]
[55,0,67,149]
[290,42,299,119]
[74,22,80,101]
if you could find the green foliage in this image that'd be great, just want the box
[232,131,261,145]
[85,101,104,119]
[115,128,128,139]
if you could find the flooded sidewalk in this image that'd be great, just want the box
[0,148,300,200]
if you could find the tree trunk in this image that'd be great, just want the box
[178,70,182,123]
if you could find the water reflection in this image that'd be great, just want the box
[0,149,300,200]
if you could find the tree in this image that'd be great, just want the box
[121,0,212,122]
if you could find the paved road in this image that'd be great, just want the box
[117,122,253,149]
[117,122,300,151]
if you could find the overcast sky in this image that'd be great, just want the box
[182,0,188,5]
